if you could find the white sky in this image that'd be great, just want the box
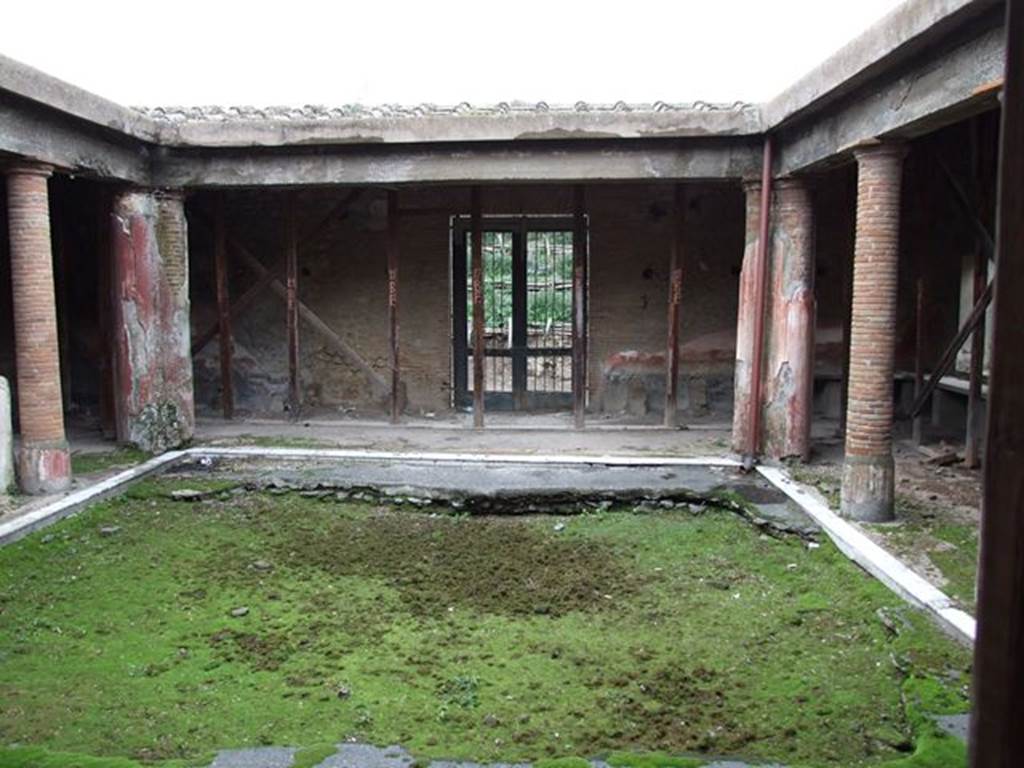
[1,0,906,107]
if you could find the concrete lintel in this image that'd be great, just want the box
[153,107,763,148]
[762,0,1002,130]
[152,141,763,187]
[757,464,976,645]
[0,53,162,142]
[775,12,1005,175]
[0,91,152,183]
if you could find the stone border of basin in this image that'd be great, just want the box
[0,445,974,646]
[757,465,976,645]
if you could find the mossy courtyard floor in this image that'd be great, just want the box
[0,475,971,767]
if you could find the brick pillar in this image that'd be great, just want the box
[841,143,908,522]
[111,188,195,453]
[762,178,815,460]
[731,180,761,452]
[5,164,71,493]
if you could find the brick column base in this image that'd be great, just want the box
[6,163,71,494]
[841,453,895,521]
[18,441,72,495]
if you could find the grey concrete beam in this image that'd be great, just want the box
[149,106,763,148]
[0,53,162,141]
[152,140,762,188]
[775,14,1005,176]
[761,0,1002,130]
[0,92,151,183]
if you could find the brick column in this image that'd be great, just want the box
[762,178,815,460]
[841,143,908,522]
[731,180,761,452]
[111,188,195,453]
[5,164,71,493]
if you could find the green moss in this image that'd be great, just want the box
[291,743,337,768]
[0,479,971,767]
[606,751,705,767]
[71,448,150,476]
[535,759,592,768]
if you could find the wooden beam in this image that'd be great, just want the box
[471,187,485,429]
[286,192,300,417]
[572,185,587,430]
[386,189,401,424]
[969,0,1024,762]
[664,184,684,428]
[907,279,993,419]
[912,277,926,445]
[96,189,116,440]
[966,241,987,468]
[213,193,235,419]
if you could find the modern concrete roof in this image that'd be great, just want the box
[0,0,1007,185]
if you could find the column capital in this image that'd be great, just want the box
[3,161,54,179]
[852,140,909,162]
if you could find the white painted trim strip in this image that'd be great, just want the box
[194,445,743,468]
[0,450,187,546]
[757,465,976,645]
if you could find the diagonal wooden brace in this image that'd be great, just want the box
[906,278,993,420]
[191,209,390,400]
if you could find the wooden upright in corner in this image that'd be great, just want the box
[970,0,1024,764]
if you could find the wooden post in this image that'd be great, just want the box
[471,187,485,428]
[572,185,587,429]
[912,277,926,445]
[664,184,684,427]
[285,192,300,417]
[213,193,234,419]
[969,0,1024,763]
[387,189,401,424]
[965,241,986,468]
[96,189,116,439]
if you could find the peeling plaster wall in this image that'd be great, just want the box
[189,183,746,419]
[111,190,194,451]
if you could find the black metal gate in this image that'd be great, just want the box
[452,216,581,410]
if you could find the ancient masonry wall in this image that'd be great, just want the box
[189,183,751,419]
[111,189,195,452]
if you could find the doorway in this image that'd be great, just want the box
[452,216,584,410]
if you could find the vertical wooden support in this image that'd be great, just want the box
[664,184,684,427]
[96,189,116,439]
[965,241,986,468]
[912,277,926,445]
[572,185,587,429]
[285,192,300,417]
[54,192,72,416]
[213,193,234,420]
[969,0,1024,761]
[471,187,485,428]
[386,189,401,424]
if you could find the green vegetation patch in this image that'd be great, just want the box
[0,477,970,767]
[70,448,151,476]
